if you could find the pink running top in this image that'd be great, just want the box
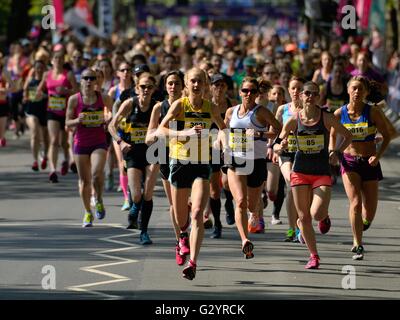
[46,69,71,117]
[74,92,107,148]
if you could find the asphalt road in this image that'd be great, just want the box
[0,131,399,301]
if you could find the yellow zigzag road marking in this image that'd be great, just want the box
[67,228,139,300]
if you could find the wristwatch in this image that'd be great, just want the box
[116,137,123,145]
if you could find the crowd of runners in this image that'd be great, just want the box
[0,25,399,280]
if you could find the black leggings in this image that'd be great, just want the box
[272,173,286,219]
[10,91,24,122]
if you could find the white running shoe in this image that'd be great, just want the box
[271,216,282,225]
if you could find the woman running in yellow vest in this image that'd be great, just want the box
[158,68,227,280]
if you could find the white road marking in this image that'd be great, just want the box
[67,229,140,300]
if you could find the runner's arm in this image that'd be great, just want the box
[145,102,162,145]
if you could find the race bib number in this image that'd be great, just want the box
[129,127,147,144]
[297,134,324,154]
[28,89,38,102]
[81,111,104,127]
[229,131,254,153]
[229,132,247,152]
[48,96,66,111]
[287,134,297,153]
[184,119,210,129]
[344,122,373,141]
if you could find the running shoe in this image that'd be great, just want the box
[139,231,153,245]
[0,138,6,147]
[318,215,331,234]
[284,229,296,242]
[70,162,77,174]
[248,214,258,233]
[363,219,371,231]
[95,202,106,220]
[242,239,254,259]
[32,161,39,172]
[351,246,358,253]
[271,215,282,225]
[305,254,320,269]
[225,200,235,225]
[204,216,213,229]
[255,217,265,233]
[182,260,197,280]
[61,161,68,176]
[40,156,48,170]
[127,213,138,229]
[82,212,94,227]
[179,232,190,256]
[175,243,186,266]
[210,225,222,239]
[49,172,58,183]
[352,245,364,260]
[297,229,305,244]
[121,199,130,211]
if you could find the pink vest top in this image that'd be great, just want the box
[74,92,106,147]
[46,69,71,117]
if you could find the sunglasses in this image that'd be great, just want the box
[241,88,258,95]
[302,90,319,97]
[82,76,97,81]
[119,68,131,73]
[140,84,154,90]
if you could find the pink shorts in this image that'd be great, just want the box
[290,172,332,189]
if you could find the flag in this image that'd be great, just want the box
[75,0,94,25]
[52,0,64,27]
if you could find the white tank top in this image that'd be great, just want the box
[228,104,267,160]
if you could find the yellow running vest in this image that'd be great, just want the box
[169,97,213,162]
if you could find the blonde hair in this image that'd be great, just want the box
[184,67,209,87]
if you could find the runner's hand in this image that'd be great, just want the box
[120,141,132,154]
[368,155,379,167]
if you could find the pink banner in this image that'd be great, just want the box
[356,0,372,30]
[52,0,64,26]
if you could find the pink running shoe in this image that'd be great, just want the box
[179,232,190,256]
[318,215,331,234]
[61,161,68,176]
[41,156,48,170]
[175,243,186,266]
[305,254,320,269]
[32,161,39,172]
[182,260,196,280]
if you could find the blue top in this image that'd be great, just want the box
[340,104,376,142]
